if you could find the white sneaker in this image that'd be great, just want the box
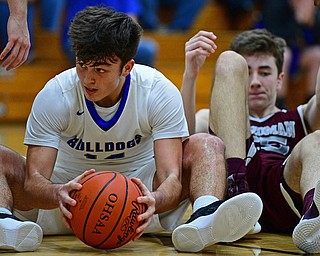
[246,222,261,235]
[293,179,320,253]
[0,214,43,252]
[172,192,263,252]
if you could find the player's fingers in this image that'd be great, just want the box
[1,43,22,70]
[132,177,151,197]
[61,214,72,230]
[82,169,95,178]
[186,37,217,55]
[189,30,216,41]
[72,169,95,184]
[132,231,143,241]
[0,41,14,61]
[136,218,151,234]
[6,45,29,70]
[59,201,73,220]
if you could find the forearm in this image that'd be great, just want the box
[151,173,182,214]
[7,0,28,20]
[24,172,62,209]
[181,71,197,134]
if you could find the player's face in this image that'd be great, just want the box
[244,54,284,117]
[76,58,134,107]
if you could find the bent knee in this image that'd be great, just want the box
[184,133,225,160]
[216,50,248,74]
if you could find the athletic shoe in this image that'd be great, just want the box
[0,213,43,252]
[246,222,261,235]
[293,179,320,253]
[227,172,250,199]
[171,192,263,252]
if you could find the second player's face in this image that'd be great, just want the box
[76,58,132,107]
[244,54,283,117]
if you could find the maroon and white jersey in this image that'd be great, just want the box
[247,106,308,164]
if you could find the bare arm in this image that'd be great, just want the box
[24,145,61,209]
[137,138,184,214]
[0,0,30,70]
[180,31,217,134]
[131,138,184,236]
[24,145,92,219]
[152,138,184,213]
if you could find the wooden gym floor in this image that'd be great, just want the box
[0,123,306,255]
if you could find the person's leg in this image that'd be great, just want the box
[0,145,42,252]
[209,50,251,198]
[282,131,320,253]
[171,133,262,252]
[209,50,249,159]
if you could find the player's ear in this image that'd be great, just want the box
[121,59,134,76]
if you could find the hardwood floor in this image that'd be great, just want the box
[1,232,304,255]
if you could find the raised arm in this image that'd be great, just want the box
[0,0,30,70]
[180,31,217,134]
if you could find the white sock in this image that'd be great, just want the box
[193,195,219,213]
[0,208,12,215]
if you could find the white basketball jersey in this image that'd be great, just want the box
[24,64,189,182]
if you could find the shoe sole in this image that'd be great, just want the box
[0,221,43,252]
[172,192,262,252]
[246,222,261,236]
[293,180,320,253]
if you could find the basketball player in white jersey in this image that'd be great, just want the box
[0,6,262,253]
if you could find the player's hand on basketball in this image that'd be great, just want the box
[185,30,217,79]
[131,177,155,240]
[58,169,96,227]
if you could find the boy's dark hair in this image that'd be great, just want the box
[68,6,143,68]
[230,29,287,74]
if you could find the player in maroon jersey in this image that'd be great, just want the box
[181,28,320,253]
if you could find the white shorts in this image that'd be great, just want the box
[14,160,190,235]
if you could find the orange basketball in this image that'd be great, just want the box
[67,171,146,249]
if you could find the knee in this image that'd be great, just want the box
[216,50,248,76]
[295,131,320,155]
[306,131,320,147]
[0,145,25,174]
[184,133,225,161]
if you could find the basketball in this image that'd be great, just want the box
[67,171,146,249]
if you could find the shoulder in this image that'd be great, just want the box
[33,68,80,116]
